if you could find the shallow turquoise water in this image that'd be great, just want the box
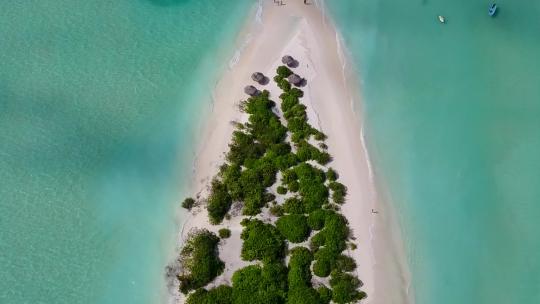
[0,1,251,303]
[326,0,540,303]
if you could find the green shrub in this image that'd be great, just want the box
[282,169,297,184]
[276,214,311,243]
[310,231,326,249]
[335,255,357,272]
[226,131,264,165]
[288,247,313,288]
[277,65,293,78]
[288,180,300,192]
[239,169,266,216]
[329,271,365,303]
[275,152,298,170]
[240,219,285,262]
[326,168,338,182]
[317,286,333,304]
[270,205,284,217]
[220,163,243,200]
[207,179,232,225]
[307,209,327,230]
[329,182,347,204]
[182,197,195,210]
[286,247,322,304]
[323,212,349,251]
[232,263,287,304]
[186,285,233,304]
[218,228,231,239]
[312,259,332,277]
[276,185,288,195]
[313,151,332,165]
[289,87,304,97]
[295,142,313,162]
[287,288,322,304]
[313,131,327,141]
[283,197,305,214]
[264,192,276,202]
[293,163,328,212]
[278,79,291,92]
[178,230,224,294]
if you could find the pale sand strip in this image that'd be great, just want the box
[173,1,412,303]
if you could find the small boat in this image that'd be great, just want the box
[438,15,446,23]
[489,3,497,16]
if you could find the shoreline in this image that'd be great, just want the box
[171,1,412,303]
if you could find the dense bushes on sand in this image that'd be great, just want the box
[207,179,232,224]
[186,285,233,304]
[330,271,366,303]
[182,197,196,210]
[232,263,288,304]
[276,214,311,243]
[240,219,285,262]
[178,67,365,302]
[218,228,231,239]
[178,230,224,294]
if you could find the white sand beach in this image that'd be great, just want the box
[174,1,412,303]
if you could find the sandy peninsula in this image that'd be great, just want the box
[172,1,412,303]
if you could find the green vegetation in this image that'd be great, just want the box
[218,228,231,239]
[330,271,366,303]
[292,163,328,212]
[326,168,338,182]
[182,197,196,210]
[283,197,305,214]
[317,286,333,304]
[276,214,311,243]
[307,209,327,230]
[277,65,293,78]
[329,181,347,205]
[270,204,284,217]
[207,179,232,224]
[240,219,285,262]
[232,263,288,304]
[186,285,233,304]
[177,68,365,302]
[286,247,326,304]
[178,230,224,294]
[312,212,351,277]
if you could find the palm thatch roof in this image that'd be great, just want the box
[251,72,265,84]
[287,74,303,86]
[244,85,259,96]
[282,55,296,67]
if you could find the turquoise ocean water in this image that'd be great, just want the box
[326,0,540,303]
[0,1,252,303]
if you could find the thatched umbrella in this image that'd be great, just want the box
[244,85,259,96]
[288,74,303,86]
[282,55,296,67]
[251,72,265,84]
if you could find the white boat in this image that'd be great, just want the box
[438,15,446,23]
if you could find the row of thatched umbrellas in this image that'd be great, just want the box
[245,55,304,96]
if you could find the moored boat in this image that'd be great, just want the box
[489,3,498,17]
